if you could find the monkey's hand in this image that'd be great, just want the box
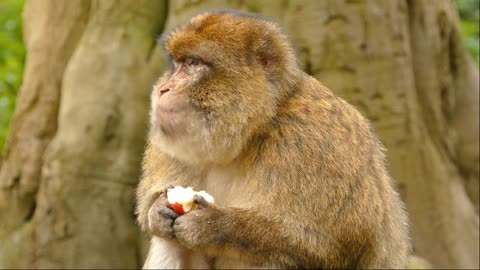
[173,195,223,250]
[145,185,180,239]
[172,199,311,267]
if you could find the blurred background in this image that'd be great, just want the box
[0,0,478,269]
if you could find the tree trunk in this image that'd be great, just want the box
[0,0,168,268]
[0,0,478,268]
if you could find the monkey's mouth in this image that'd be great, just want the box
[155,104,203,137]
[157,104,189,114]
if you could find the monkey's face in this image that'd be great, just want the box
[150,57,210,137]
[149,13,282,166]
[149,55,217,165]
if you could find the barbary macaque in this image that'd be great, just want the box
[136,10,411,269]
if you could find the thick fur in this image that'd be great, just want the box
[137,10,411,269]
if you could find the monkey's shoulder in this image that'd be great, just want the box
[274,79,373,143]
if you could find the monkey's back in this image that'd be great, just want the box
[257,74,411,268]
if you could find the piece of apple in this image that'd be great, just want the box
[167,186,214,215]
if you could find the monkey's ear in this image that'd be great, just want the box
[254,33,284,75]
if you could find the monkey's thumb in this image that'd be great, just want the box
[193,195,213,208]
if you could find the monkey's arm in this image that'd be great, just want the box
[173,199,321,268]
[136,146,195,233]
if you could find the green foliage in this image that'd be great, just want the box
[456,0,480,64]
[0,0,24,152]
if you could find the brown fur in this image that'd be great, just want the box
[137,10,410,269]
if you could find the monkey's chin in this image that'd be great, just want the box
[149,111,212,166]
[149,120,243,167]
[154,111,189,137]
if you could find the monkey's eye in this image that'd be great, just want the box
[171,59,180,70]
[185,57,201,66]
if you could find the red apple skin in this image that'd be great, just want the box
[170,203,185,215]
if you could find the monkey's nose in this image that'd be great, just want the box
[159,88,170,96]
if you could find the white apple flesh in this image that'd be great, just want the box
[167,186,214,215]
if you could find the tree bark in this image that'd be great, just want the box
[0,0,168,268]
[0,0,91,267]
[0,0,478,268]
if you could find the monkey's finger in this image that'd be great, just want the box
[158,206,180,219]
[193,195,213,208]
[147,191,163,207]
[160,184,175,197]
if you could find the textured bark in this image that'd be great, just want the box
[0,0,167,268]
[406,1,479,267]
[0,0,478,268]
[0,0,91,267]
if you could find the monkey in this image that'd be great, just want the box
[136,10,411,269]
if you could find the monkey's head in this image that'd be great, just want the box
[149,11,300,166]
